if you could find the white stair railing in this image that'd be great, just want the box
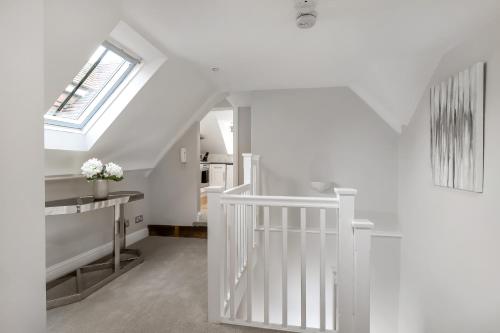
[207,154,373,333]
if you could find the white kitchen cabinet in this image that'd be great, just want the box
[209,164,226,187]
[226,165,234,189]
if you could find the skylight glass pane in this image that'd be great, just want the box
[47,46,106,119]
[45,42,138,129]
[50,49,128,121]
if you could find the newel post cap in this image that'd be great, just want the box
[334,188,357,196]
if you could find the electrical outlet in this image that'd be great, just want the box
[135,215,144,224]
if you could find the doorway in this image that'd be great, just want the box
[196,105,236,224]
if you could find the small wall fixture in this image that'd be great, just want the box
[180,147,187,163]
[295,0,317,29]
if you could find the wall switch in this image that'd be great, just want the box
[180,147,187,163]
[135,215,144,223]
[125,219,130,228]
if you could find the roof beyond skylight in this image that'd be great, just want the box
[44,41,140,129]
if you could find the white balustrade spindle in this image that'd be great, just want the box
[281,207,288,327]
[263,206,270,325]
[300,207,307,329]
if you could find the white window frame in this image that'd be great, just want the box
[44,41,141,130]
[44,21,167,151]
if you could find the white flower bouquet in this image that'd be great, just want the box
[81,158,124,181]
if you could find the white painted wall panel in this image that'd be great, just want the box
[149,123,200,226]
[251,87,399,232]
[398,21,500,333]
[0,1,46,331]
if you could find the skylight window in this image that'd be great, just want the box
[44,41,140,129]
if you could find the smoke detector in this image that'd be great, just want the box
[296,12,317,29]
[295,0,317,29]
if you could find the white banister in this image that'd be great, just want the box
[242,204,246,269]
[209,170,373,333]
[333,269,338,331]
[243,154,260,248]
[240,204,244,273]
[353,220,374,333]
[246,203,253,322]
[228,203,236,320]
[263,206,270,325]
[237,204,241,274]
[300,207,307,329]
[221,195,339,208]
[281,207,288,328]
[319,208,326,331]
[335,188,357,333]
[207,186,225,323]
[240,205,243,273]
[224,183,252,195]
[254,155,260,195]
[242,154,253,186]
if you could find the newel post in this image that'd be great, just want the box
[242,153,253,186]
[207,186,225,322]
[335,188,357,333]
[353,220,374,333]
[242,153,260,195]
[253,155,260,195]
[243,154,260,247]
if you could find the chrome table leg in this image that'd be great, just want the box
[113,204,122,272]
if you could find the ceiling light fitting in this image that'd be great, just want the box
[295,0,317,29]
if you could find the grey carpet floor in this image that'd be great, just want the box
[47,236,278,333]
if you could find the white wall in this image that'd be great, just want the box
[0,1,46,332]
[149,123,200,226]
[398,22,500,333]
[237,106,252,185]
[45,171,149,269]
[371,237,401,333]
[251,87,399,232]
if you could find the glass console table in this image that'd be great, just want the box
[45,191,144,309]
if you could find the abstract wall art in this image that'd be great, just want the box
[430,62,485,192]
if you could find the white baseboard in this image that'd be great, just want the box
[46,228,149,282]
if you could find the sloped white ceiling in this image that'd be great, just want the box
[44,0,218,175]
[122,0,500,132]
[45,0,500,174]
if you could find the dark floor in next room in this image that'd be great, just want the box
[47,236,277,333]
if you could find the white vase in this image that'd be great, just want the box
[93,179,109,199]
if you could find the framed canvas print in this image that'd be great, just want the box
[430,62,485,192]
